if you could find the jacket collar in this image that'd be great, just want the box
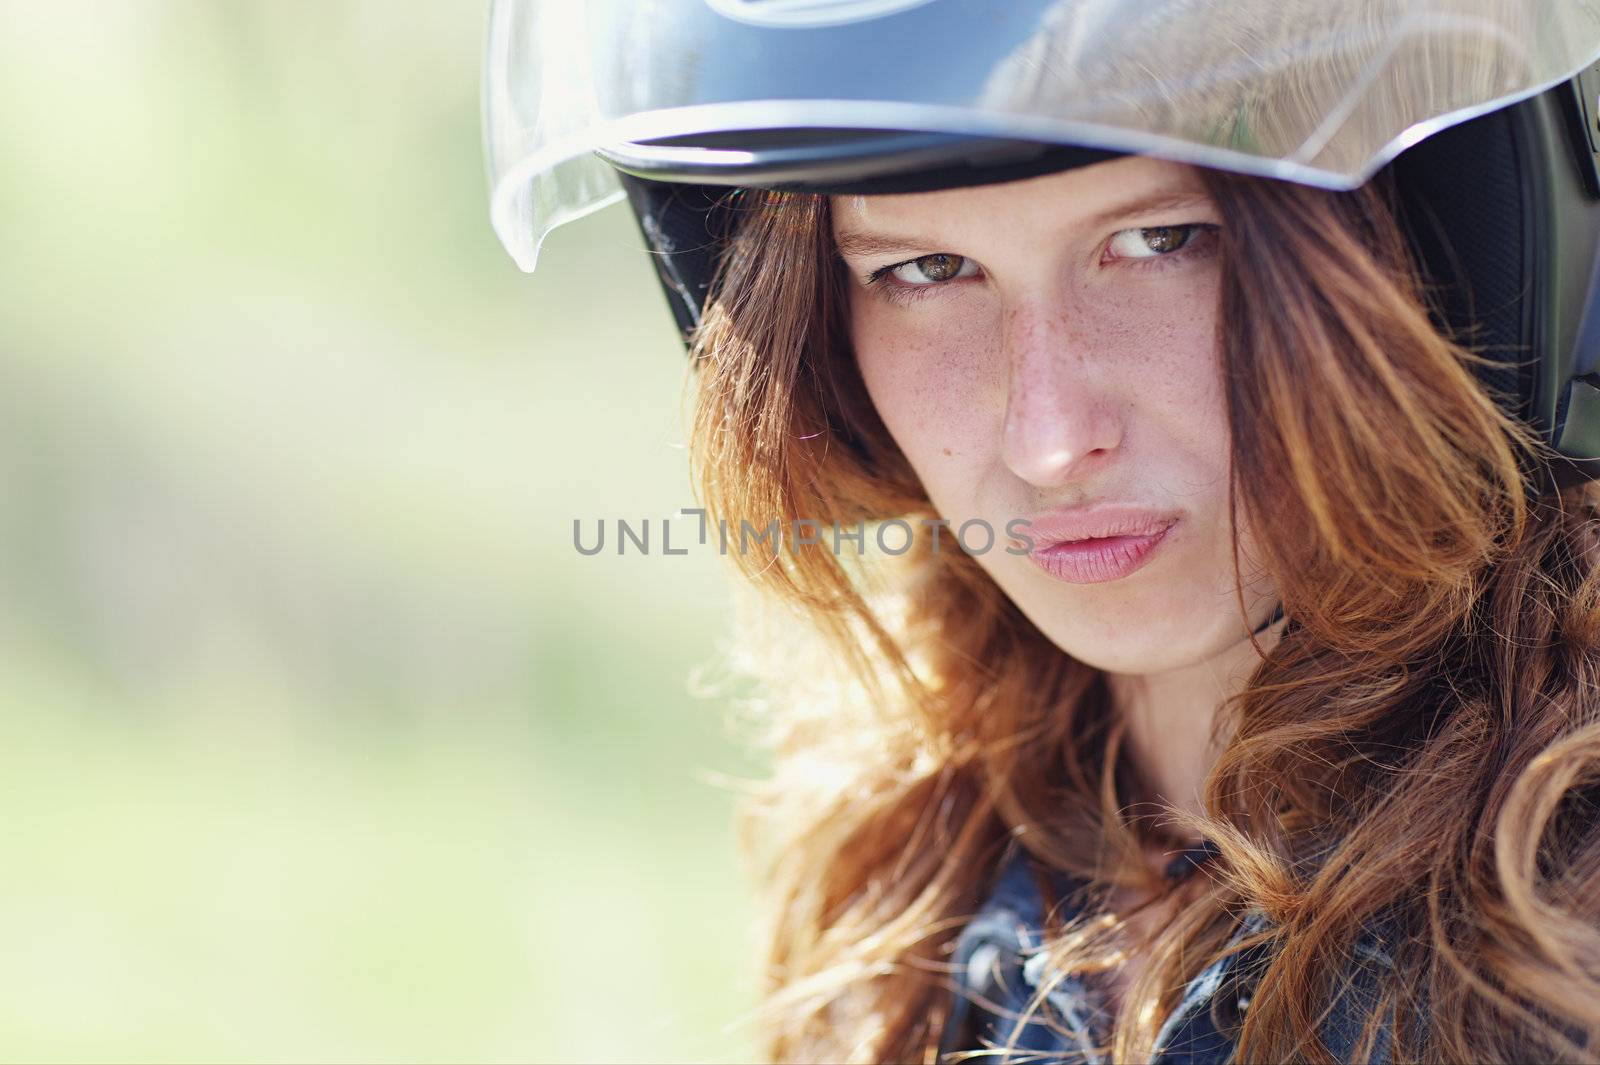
[939,838,1401,1064]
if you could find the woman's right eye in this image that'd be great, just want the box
[885,253,979,286]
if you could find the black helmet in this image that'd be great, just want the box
[484,0,1600,479]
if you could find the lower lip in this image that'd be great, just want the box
[1028,522,1177,585]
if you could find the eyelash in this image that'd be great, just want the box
[859,223,1221,306]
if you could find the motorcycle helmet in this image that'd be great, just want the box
[483,0,1600,480]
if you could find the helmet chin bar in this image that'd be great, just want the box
[612,66,1600,485]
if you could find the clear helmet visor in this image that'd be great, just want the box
[484,0,1600,272]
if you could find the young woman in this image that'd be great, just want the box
[486,2,1600,1060]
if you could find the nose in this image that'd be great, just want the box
[998,302,1124,488]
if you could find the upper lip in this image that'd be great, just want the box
[1018,503,1180,549]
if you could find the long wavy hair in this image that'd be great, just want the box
[682,164,1600,1062]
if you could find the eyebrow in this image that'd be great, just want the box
[832,188,1215,260]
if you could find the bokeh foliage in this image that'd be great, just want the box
[0,2,759,1060]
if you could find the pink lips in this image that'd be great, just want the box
[1017,505,1180,585]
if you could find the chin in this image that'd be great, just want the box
[1028,601,1255,676]
[1046,633,1223,676]
[980,551,1270,676]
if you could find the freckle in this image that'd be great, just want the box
[942,447,952,456]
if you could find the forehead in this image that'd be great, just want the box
[830,155,1208,241]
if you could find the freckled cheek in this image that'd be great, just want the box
[1080,280,1225,421]
[1145,300,1227,457]
[851,307,999,465]
[1111,291,1233,501]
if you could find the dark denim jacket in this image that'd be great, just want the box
[937,840,1396,1064]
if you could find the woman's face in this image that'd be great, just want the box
[833,156,1278,675]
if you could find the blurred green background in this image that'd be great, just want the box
[0,2,760,1061]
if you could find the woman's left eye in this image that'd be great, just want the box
[1106,224,1213,260]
